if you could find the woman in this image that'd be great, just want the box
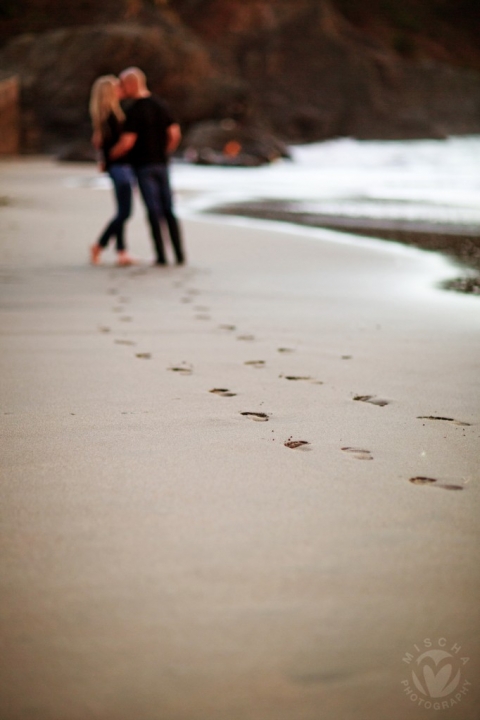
[89,75,135,266]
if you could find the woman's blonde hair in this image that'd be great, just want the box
[89,75,125,136]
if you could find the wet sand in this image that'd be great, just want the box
[212,199,480,294]
[0,159,479,720]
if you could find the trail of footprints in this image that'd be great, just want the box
[101,278,471,489]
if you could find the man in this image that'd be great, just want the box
[110,67,185,265]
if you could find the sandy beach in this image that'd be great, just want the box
[0,159,479,719]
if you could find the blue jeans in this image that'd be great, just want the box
[97,164,134,252]
[136,164,184,264]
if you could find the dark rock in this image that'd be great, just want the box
[175,0,480,141]
[182,119,290,166]
[191,150,265,167]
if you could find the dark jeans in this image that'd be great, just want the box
[97,164,134,252]
[136,163,184,264]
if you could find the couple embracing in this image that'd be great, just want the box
[89,67,185,266]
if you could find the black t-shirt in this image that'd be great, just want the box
[101,113,132,168]
[123,95,174,166]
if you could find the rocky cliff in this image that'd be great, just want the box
[0,0,479,152]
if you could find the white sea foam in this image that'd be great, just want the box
[171,135,480,225]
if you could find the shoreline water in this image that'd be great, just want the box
[171,134,480,294]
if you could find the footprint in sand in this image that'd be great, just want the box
[112,307,124,313]
[181,297,193,304]
[107,288,118,295]
[237,334,255,342]
[114,339,136,346]
[244,360,265,368]
[241,411,269,422]
[194,306,210,312]
[195,314,211,321]
[120,316,133,322]
[354,395,389,407]
[169,363,193,375]
[284,439,311,450]
[186,289,201,296]
[119,296,130,304]
[409,477,464,491]
[409,476,436,485]
[99,326,111,333]
[210,388,237,397]
[417,416,471,427]
[219,324,236,331]
[341,355,353,360]
[280,375,324,385]
[342,446,373,461]
[136,353,151,359]
[281,374,311,381]
[277,347,295,353]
